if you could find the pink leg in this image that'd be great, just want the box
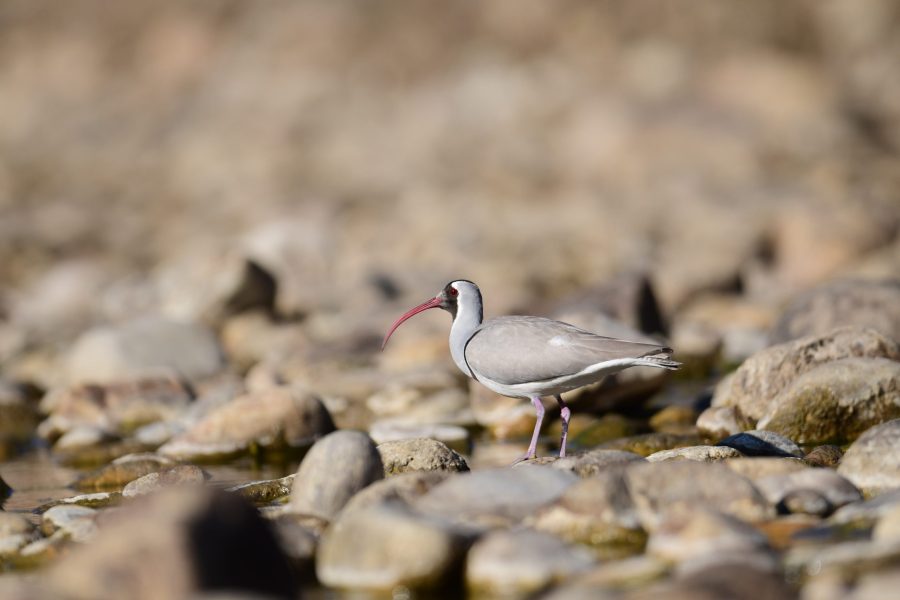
[514,396,545,464]
[556,395,570,458]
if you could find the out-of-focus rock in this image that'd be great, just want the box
[804,445,844,468]
[289,430,383,520]
[649,405,698,435]
[39,376,193,442]
[316,500,471,592]
[541,449,646,478]
[696,406,753,440]
[376,438,469,475]
[159,387,334,462]
[466,528,595,598]
[74,453,176,491]
[837,419,900,496]
[646,509,769,564]
[368,421,470,455]
[0,512,37,559]
[625,461,772,530]
[770,279,900,344]
[712,327,900,422]
[646,445,743,463]
[599,432,704,457]
[43,488,296,600]
[121,464,208,498]
[415,466,577,529]
[757,358,900,445]
[40,505,98,542]
[220,312,308,372]
[0,379,39,456]
[528,469,646,558]
[65,317,225,384]
[754,469,862,514]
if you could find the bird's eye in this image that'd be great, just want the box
[448,287,458,297]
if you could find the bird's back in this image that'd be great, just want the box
[463,316,672,386]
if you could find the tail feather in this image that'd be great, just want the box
[634,354,681,371]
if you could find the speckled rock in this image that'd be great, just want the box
[528,469,646,559]
[758,358,900,445]
[466,528,595,598]
[369,421,470,455]
[712,327,900,422]
[377,438,469,475]
[625,461,772,530]
[64,317,225,384]
[804,445,844,468]
[718,430,804,458]
[159,387,334,462]
[770,279,900,344]
[316,500,471,591]
[414,466,577,529]
[647,445,743,463]
[289,430,383,520]
[122,465,207,498]
[227,475,295,505]
[838,419,900,496]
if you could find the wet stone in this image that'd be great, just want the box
[74,453,176,492]
[837,419,900,496]
[647,445,743,463]
[718,430,804,458]
[227,475,295,505]
[121,464,207,498]
[415,466,577,529]
[289,430,384,520]
[466,528,595,598]
[316,500,472,591]
[377,437,469,476]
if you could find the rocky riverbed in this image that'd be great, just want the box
[1,1,900,599]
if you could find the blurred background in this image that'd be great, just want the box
[2,0,898,372]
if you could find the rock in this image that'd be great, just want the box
[718,430,804,458]
[415,466,577,529]
[838,419,900,496]
[0,512,36,558]
[758,357,900,445]
[696,406,753,440]
[873,505,900,542]
[599,432,704,457]
[74,453,176,491]
[786,538,900,585]
[712,327,900,422]
[65,317,225,384]
[122,465,208,498]
[41,505,98,542]
[631,563,793,600]
[647,445,743,463]
[377,438,469,475]
[38,492,121,511]
[542,556,667,598]
[38,376,194,442]
[316,500,471,591]
[466,528,595,598]
[159,387,334,462]
[289,430,383,520]
[755,469,862,515]
[647,509,769,564]
[44,488,296,600]
[649,405,698,435]
[528,469,646,559]
[770,279,900,344]
[850,571,900,600]
[543,449,646,478]
[268,515,318,579]
[724,457,809,480]
[779,489,833,518]
[342,471,450,515]
[368,421,470,455]
[366,380,473,427]
[0,379,39,452]
[804,445,844,468]
[830,490,900,527]
[625,461,772,530]
[227,475,295,506]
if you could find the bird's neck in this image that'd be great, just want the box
[449,294,483,378]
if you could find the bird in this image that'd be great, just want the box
[382,279,680,462]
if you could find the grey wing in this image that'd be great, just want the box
[464,316,671,385]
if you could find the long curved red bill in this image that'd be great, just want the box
[382,296,442,350]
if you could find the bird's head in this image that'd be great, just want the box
[381,280,480,350]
